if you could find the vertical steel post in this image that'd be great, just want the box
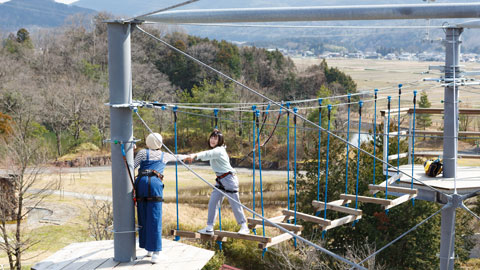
[443,27,462,178]
[440,27,463,270]
[107,21,136,262]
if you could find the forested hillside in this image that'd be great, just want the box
[0,13,356,159]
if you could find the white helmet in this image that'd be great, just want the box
[146,133,163,150]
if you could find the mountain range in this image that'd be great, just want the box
[2,0,480,53]
[0,0,95,31]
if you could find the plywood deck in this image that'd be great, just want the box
[32,239,214,270]
[398,165,480,194]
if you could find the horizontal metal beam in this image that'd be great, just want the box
[138,3,480,23]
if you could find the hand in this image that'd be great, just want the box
[184,155,195,164]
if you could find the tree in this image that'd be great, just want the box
[294,120,474,269]
[0,125,57,270]
[0,112,12,135]
[417,90,432,134]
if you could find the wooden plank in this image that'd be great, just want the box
[387,130,408,136]
[371,174,401,195]
[282,209,331,226]
[414,151,480,159]
[214,230,272,243]
[314,199,351,206]
[369,184,418,195]
[410,130,480,136]
[171,230,227,242]
[385,194,417,210]
[340,194,392,206]
[258,232,301,249]
[388,152,409,160]
[247,218,303,232]
[312,200,362,216]
[268,215,288,223]
[323,215,362,231]
[407,108,480,115]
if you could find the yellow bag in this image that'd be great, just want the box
[424,159,443,177]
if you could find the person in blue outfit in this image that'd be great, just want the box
[134,133,186,263]
[185,129,249,235]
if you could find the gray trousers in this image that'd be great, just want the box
[207,173,247,226]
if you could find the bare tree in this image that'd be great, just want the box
[265,239,385,270]
[0,126,57,270]
[84,197,113,241]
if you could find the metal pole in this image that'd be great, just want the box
[138,3,480,23]
[443,27,462,178]
[439,27,463,270]
[107,21,136,262]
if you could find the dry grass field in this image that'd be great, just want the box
[293,57,480,110]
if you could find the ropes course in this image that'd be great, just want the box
[106,21,480,269]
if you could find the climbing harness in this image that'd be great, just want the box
[215,172,238,193]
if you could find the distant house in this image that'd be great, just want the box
[0,175,17,221]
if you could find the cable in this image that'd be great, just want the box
[133,108,367,270]
[252,107,257,235]
[345,94,352,204]
[372,89,378,197]
[293,107,299,248]
[385,96,392,210]
[397,85,402,171]
[411,91,417,206]
[135,25,449,197]
[317,99,323,202]
[131,0,199,22]
[255,109,268,255]
[349,206,443,270]
[323,105,332,239]
[286,103,291,211]
[173,107,180,241]
[355,101,363,213]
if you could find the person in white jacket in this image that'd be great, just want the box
[185,129,249,235]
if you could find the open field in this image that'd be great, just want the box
[293,57,480,110]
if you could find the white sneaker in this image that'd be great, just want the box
[151,251,165,264]
[198,227,214,235]
[145,251,153,257]
[238,223,250,235]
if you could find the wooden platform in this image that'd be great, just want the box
[397,165,480,194]
[31,239,214,270]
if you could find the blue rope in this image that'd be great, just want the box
[213,108,222,250]
[372,89,378,197]
[173,106,180,241]
[322,105,332,239]
[411,90,417,206]
[385,96,392,214]
[317,99,323,202]
[251,106,257,235]
[256,109,266,239]
[345,94,351,205]
[354,101,363,221]
[397,84,402,171]
[293,107,298,247]
[286,102,291,212]
[214,108,219,129]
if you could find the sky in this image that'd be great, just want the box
[0,0,78,4]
